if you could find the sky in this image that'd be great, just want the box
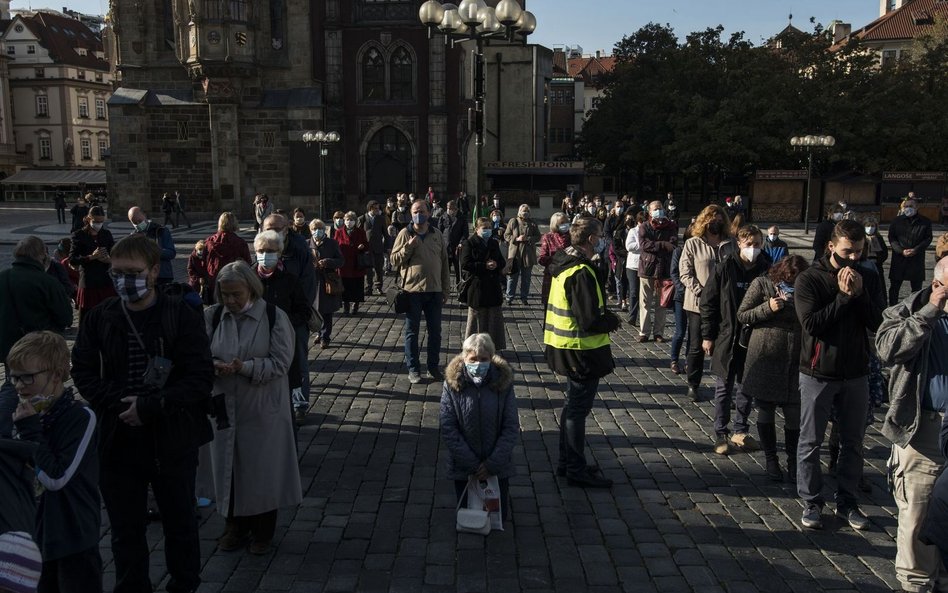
[9,0,882,53]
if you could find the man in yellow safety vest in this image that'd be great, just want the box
[544,217,621,488]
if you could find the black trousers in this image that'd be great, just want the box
[889,277,922,306]
[685,311,705,389]
[56,206,67,224]
[38,546,102,593]
[100,450,201,593]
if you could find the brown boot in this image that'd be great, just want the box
[248,510,277,555]
[217,517,249,551]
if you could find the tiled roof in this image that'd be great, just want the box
[839,0,948,45]
[20,11,109,70]
[552,49,568,76]
[566,55,616,87]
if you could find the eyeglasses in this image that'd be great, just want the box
[108,269,146,280]
[9,370,47,385]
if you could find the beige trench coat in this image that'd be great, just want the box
[205,300,302,517]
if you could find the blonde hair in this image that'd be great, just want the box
[549,211,568,230]
[691,205,731,239]
[218,212,239,233]
[194,240,205,251]
[6,331,70,381]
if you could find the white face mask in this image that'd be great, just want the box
[865,226,876,235]
[903,207,917,217]
[740,246,761,263]
[768,234,778,242]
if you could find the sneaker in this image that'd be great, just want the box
[408,371,422,384]
[670,361,681,374]
[729,433,760,452]
[713,436,731,456]
[427,368,444,382]
[837,507,870,531]
[566,469,613,489]
[801,503,823,529]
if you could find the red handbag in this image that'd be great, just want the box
[658,279,675,308]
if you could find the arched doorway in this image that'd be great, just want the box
[365,126,413,197]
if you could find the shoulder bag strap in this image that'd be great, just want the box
[120,300,149,353]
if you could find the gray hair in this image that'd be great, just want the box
[936,258,948,283]
[214,261,264,302]
[253,230,284,251]
[461,333,496,359]
[309,218,324,230]
[344,211,358,220]
[13,236,47,263]
[549,211,568,230]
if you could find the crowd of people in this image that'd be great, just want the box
[1,188,947,593]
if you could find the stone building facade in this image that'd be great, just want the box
[106,0,467,219]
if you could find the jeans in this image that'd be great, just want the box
[890,412,948,593]
[558,377,599,475]
[99,450,201,593]
[614,256,629,303]
[670,300,688,363]
[797,374,869,510]
[713,371,753,436]
[626,271,640,323]
[365,253,385,292]
[38,546,102,593]
[506,266,533,301]
[319,312,334,344]
[685,311,705,389]
[403,292,443,373]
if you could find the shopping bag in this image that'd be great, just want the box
[456,478,490,535]
[469,475,504,532]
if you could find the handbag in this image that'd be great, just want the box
[738,324,753,349]
[324,269,344,296]
[658,278,675,309]
[455,478,491,535]
[384,272,410,314]
[456,276,472,305]
[356,251,373,270]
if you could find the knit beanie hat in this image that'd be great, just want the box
[0,532,42,593]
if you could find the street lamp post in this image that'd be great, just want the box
[303,130,341,220]
[419,0,537,204]
[790,134,835,234]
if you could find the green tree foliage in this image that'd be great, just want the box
[580,21,948,187]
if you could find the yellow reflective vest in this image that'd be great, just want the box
[543,263,610,350]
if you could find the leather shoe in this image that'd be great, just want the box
[688,387,701,402]
[567,469,613,488]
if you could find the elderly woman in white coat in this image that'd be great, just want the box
[206,261,302,555]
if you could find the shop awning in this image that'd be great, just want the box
[1,169,107,186]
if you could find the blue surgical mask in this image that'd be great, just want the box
[256,252,279,269]
[558,223,570,234]
[313,229,326,240]
[902,207,916,217]
[595,237,607,253]
[412,213,428,225]
[651,209,665,219]
[479,229,492,240]
[465,361,490,380]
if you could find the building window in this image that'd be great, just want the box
[228,0,250,21]
[35,68,45,78]
[362,48,385,101]
[269,0,285,50]
[39,137,51,160]
[78,97,89,118]
[35,95,48,117]
[263,131,275,148]
[177,121,189,141]
[95,72,103,82]
[77,69,86,80]
[390,46,413,100]
[6,45,14,55]
[27,45,35,54]
[80,138,92,160]
[98,139,108,159]
[882,49,897,68]
[95,98,106,119]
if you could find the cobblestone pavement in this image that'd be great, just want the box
[0,215,943,593]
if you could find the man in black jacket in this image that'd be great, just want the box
[71,234,214,593]
[438,200,469,290]
[357,200,388,295]
[795,220,884,531]
[888,198,933,305]
[701,225,769,455]
[544,218,622,488]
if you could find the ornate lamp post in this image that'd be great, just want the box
[303,130,341,220]
[419,0,537,204]
[790,134,835,234]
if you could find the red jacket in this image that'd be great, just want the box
[204,231,251,280]
[334,226,368,279]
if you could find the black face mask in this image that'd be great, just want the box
[708,221,724,235]
[833,252,857,269]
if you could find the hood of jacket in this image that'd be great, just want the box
[445,354,513,393]
[547,247,587,278]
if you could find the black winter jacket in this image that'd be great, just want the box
[0,439,37,536]
[889,214,933,283]
[638,220,678,279]
[700,254,769,379]
[15,393,100,560]
[439,214,469,254]
[71,294,214,465]
[459,234,506,309]
[544,248,621,381]
[794,255,884,380]
[256,266,310,328]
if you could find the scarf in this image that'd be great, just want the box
[41,388,75,432]
[650,217,676,232]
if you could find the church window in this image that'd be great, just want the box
[390,46,413,100]
[362,48,385,101]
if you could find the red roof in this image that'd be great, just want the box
[20,11,109,71]
[839,0,948,46]
[566,55,616,88]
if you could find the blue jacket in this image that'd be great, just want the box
[135,221,176,281]
[440,355,519,480]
